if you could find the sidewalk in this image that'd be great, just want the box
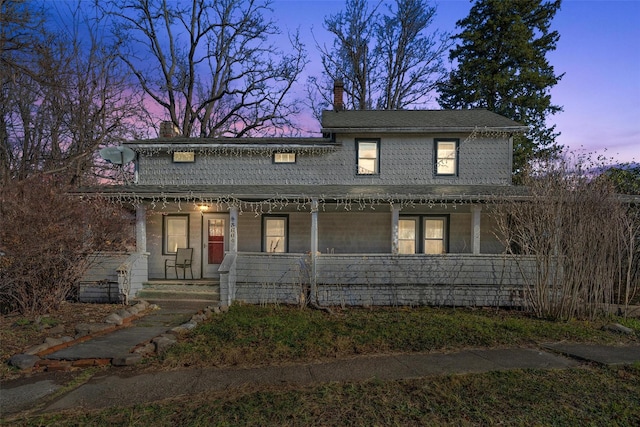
[1,301,639,416]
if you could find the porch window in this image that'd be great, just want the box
[274,152,296,163]
[163,214,189,254]
[398,215,449,254]
[434,139,459,176]
[263,216,288,253]
[398,219,417,254]
[424,218,446,254]
[356,139,380,175]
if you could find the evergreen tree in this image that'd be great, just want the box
[438,0,564,179]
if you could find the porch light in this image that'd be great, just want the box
[198,204,209,212]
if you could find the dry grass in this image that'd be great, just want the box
[11,365,640,426]
[157,304,640,370]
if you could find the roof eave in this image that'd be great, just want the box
[320,126,528,134]
[123,142,340,150]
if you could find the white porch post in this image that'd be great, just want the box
[229,206,238,253]
[471,205,482,255]
[391,206,400,255]
[136,204,147,253]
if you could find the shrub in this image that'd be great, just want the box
[0,176,132,314]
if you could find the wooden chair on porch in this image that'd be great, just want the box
[165,248,193,279]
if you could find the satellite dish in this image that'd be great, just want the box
[99,146,135,165]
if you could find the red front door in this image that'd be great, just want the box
[208,218,225,264]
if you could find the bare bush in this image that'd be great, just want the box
[0,177,133,315]
[494,157,639,320]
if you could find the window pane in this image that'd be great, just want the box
[438,142,456,156]
[425,219,444,238]
[425,240,443,254]
[167,236,187,253]
[266,237,284,253]
[359,142,377,158]
[266,219,285,236]
[209,219,224,237]
[399,240,416,254]
[399,220,416,239]
[358,159,377,174]
[167,218,186,235]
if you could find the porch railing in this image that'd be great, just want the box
[230,252,536,307]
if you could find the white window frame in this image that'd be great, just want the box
[434,139,459,176]
[356,139,380,175]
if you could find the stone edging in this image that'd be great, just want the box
[8,300,153,371]
[7,301,229,371]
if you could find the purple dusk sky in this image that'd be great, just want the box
[44,0,639,165]
[273,0,640,165]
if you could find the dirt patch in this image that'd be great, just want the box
[0,302,122,380]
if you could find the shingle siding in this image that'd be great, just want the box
[136,133,511,186]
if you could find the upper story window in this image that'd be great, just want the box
[434,139,459,176]
[356,139,380,175]
[273,152,296,163]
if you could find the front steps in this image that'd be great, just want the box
[138,280,220,306]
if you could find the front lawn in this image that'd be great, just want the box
[14,365,640,426]
[159,304,640,369]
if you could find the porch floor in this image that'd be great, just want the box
[139,280,220,305]
[144,279,220,286]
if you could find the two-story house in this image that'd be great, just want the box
[88,87,532,307]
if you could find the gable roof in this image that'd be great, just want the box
[321,109,527,133]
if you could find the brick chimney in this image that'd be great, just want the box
[333,80,344,111]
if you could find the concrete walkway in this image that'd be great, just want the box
[43,304,201,360]
[1,301,639,417]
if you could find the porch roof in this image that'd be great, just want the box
[81,184,530,203]
[123,137,336,150]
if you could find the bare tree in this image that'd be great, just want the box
[1,1,144,186]
[310,0,450,115]
[493,156,638,320]
[101,0,308,138]
[374,0,450,110]
[0,1,139,314]
[316,0,381,111]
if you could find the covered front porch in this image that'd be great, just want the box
[120,185,533,307]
